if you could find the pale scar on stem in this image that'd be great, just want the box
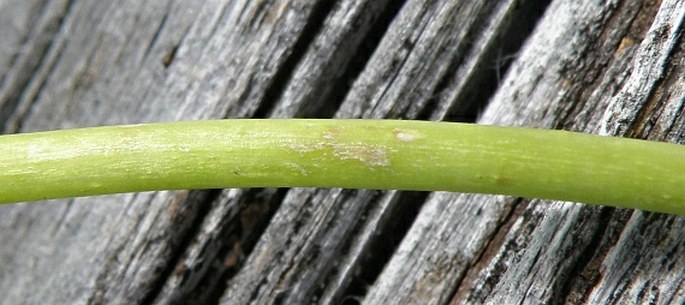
[288,126,426,168]
[322,126,390,167]
[392,128,424,142]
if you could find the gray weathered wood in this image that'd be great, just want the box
[1,1,346,304]
[219,1,551,304]
[0,0,683,304]
[366,0,685,304]
[0,0,71,127]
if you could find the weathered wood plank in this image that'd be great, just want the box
[0,0,683,304]
[366,0,685,304]
[0,1,354,304]
[217,1,550,304]
[0,0,71,128]
[149,2,403,303]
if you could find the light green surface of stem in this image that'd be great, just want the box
[0,119,683,215]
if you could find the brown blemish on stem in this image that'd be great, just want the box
[493,175,512,187]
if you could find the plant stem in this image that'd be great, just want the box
[1,119,683,215]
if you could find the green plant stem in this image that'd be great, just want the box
[0,119,683,214]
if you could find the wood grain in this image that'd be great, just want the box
[0,0,683,304]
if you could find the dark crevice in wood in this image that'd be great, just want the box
[295,190,392,304]
[251,1,337,119]
[197,188,287,305]
[449,198,526,304]
[559,208,635,305]
[552,207,614,305]
[143,2,171,66]
[335,191,427,303]
[441,0,552,123]
[135,188,284,305]
[309,0,408,118]
[159,5,193,70]
[241,190,387,305]
[418,1,506,121]
[0,0,77,133]
[139,190,223,305]
[162,44,179,69]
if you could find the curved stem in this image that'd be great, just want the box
[1,119,683,215]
